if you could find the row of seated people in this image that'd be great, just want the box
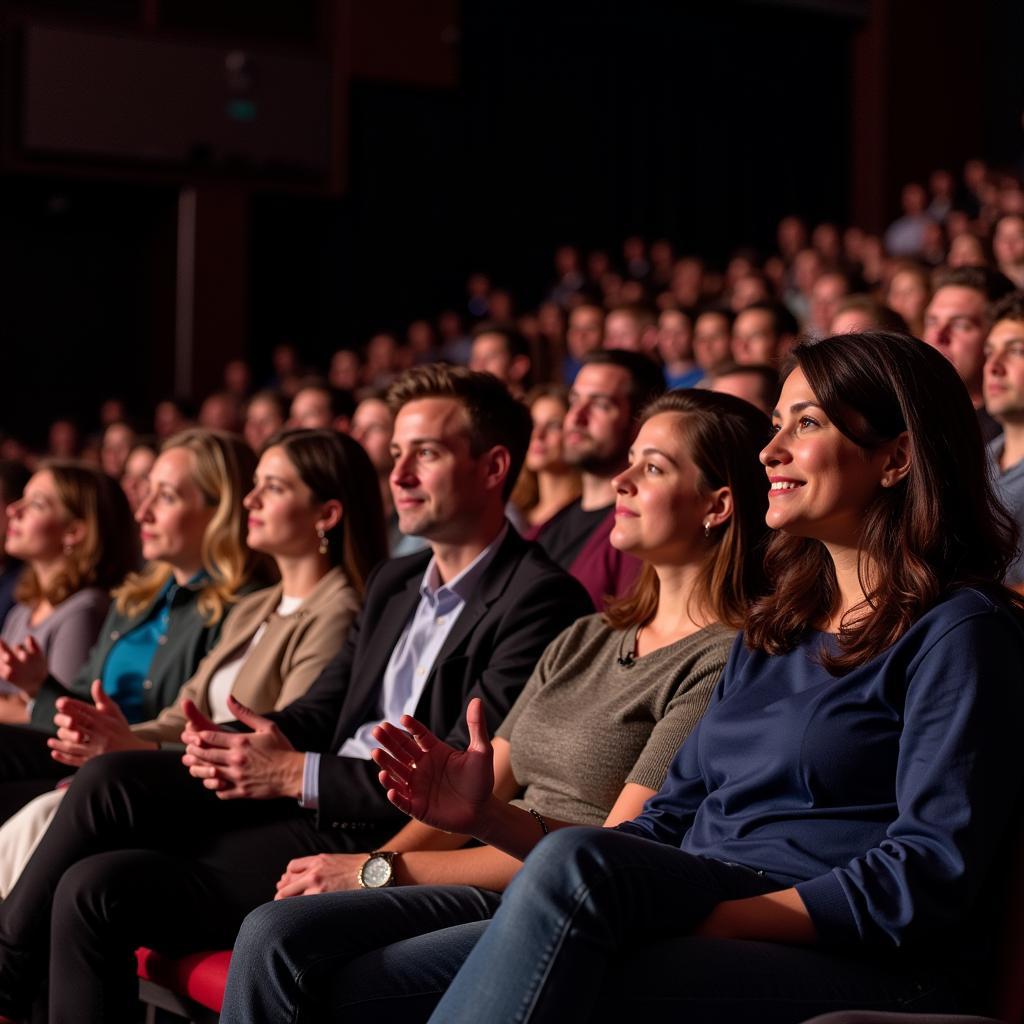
[0,341,1017,1022]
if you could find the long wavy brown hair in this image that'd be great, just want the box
[604,389,771,632]
[745,332,1021,674]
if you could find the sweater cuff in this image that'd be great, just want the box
[795,870,859,946]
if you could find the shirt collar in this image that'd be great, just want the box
[419,522,510,604]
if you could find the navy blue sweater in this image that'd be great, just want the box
[618,588,1024,955]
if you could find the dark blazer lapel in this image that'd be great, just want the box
[428,529,524,671]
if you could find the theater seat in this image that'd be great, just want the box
[135,947,231,1024]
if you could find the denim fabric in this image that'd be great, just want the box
[220,884,501,1023]
[427,828,965,1024]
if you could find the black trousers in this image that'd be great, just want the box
[0,749,392,1023]
[0,724,70,822]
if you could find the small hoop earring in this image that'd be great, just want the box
[703,520,712,539]
[317,527,329,556]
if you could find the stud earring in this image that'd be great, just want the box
[317,527,329,555]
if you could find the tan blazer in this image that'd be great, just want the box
[131,566,360,745]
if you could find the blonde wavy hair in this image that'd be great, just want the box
[113,429,270,623]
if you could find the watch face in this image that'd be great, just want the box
[362,855,392,888]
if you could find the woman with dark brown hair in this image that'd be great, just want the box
[218,389,772,1023]
[0,462,138,723]
[377,333,1024,1023]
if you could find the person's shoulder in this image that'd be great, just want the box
[365,547,432,594]
[909,586,1024,649]
[59,587,112,615]
[499,533,592,603]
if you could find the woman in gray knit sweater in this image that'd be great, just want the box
[219,389,772,1023]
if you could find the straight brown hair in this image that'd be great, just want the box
[604,389,771,632]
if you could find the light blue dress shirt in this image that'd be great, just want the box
[300,525,509,808]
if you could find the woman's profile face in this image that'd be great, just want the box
[134,448,214,572]
[525,396,569,474]
[609,412,713,564]
[4,471,74,564]
[760,368,891,547]
[243,446,324,559]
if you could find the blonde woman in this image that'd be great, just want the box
[0,429,269,823]
[0,462,138,724]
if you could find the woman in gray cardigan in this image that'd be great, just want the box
[0,428,387,896]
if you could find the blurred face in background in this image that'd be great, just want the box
[566,306,605,361]
[692,312,732,373]
[351,398,394,477]
[101,423,135,479]
[121,446,157,513]
[526,395,570,474]
[656,310,693,366]
[923,285,989,396]
[244,396,286,453]
[887,269,930,330]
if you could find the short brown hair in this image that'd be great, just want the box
[386,364,532,499]
[604,389,771,632]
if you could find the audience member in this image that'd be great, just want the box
[885,262,931,336]
[46,420,79,459]
[219,388,773,1022]
[563,304,605,384]
[806,270,850,337]
[222,359,252,401]
[327,348,362,392]
[468,324,533,397]
[691,309,734,375]
[993,213,1024,289]
[243,390,288,453]
[0,461,30,628]
[513,386,581,531]
[119,441,157,513]
[948,232,989,268]
[0,367,592,1022]
[408,332,1024,1022]
[0,464,137,724]
[705,362,781,417]
[529,351,664,608]
[884,181,933,257]
[983,292,1024,587]
[923,265,1016,441]
[99,421,135,480]
[730,301,798,367]
[603,304,658,354]
[656,309,702,388]
[153,399,192,442]
[198,391,243,433]
[289,379,354,433]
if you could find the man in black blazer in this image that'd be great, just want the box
[0,367,593,1022]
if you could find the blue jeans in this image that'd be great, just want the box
[426,827,969,1024]
[220,883,502,1023]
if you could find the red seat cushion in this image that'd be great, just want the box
[136,947,233,1012]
